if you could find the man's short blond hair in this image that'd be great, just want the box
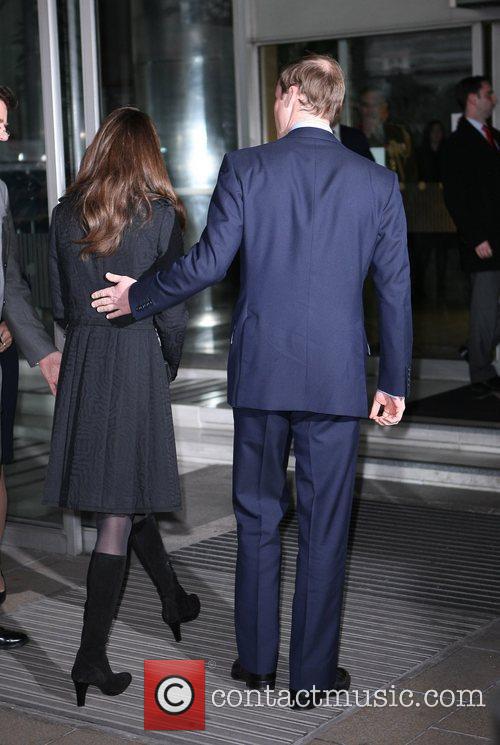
[277,53,345,124]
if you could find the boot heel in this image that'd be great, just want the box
[74,681,89,707]
[168,622,182,642]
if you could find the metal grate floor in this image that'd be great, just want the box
[1,500,499,744]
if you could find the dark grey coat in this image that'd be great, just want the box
[42,197,188,513]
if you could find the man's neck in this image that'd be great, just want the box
[289,115,332,133]
[466,111,486,126]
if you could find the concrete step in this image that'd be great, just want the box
[17,396,500,454]
[171,399,500,448]
[15,367,500,495]
[16,412,498,493]
[170,423,500,493]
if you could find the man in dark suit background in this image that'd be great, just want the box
[91,54,412,708]
[333,121,374,160]
[441,76,500,397]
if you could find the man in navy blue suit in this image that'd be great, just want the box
[91,54,412,708]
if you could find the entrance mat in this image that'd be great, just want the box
[1,500,499,744]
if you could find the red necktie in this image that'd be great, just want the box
[482,124,496,149]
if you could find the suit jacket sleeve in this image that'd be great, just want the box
[441,140,488,250]
[3,198,56,366]
[48,206,67,328]
[129,153,243,318]
[147,205,189,381]
[370,172,413,397]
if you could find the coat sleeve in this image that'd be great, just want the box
[129,153,243,319]
[369,172,413,397]
[148,205,189,381]
[48,206,67,328]
[3,194,56,366]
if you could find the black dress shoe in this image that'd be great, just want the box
[471,381,493,399]
[231,658,276,690]
[289,667,351,710]
[0,626,29,650]
[486,375,500,392]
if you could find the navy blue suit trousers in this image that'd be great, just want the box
[233,407,360,690]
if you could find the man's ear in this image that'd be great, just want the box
[284,85,298,109]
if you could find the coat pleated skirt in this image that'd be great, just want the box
[42,319,182,514]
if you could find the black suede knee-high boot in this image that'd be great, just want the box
[71,552,132,706]
[130,515,200,642]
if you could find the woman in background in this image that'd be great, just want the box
[43,107,200,706]
[413,119,452,303]
[416,119,447,183]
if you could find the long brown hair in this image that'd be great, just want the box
[67,107,186,257]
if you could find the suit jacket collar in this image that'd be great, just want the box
[457,116,500,149]
[284,126,339,143]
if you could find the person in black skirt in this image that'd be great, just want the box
[42,107,200,706]
[0,330,19,603]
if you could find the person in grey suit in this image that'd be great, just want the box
[0,85,62,649]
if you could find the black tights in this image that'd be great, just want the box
[94,513,137,556]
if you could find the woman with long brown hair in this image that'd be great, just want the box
[42,107,200,706]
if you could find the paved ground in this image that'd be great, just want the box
[310,620,500,744]
[1,495,499,745]
[1,637,499,745]
[2,596,499,745]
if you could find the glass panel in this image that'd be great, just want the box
[0,0,60,524]
[348,29,471,359]
[260,28,472,359]
[57,0,85,183]
[97,0,238,362]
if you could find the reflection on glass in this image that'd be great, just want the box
[58,0,85,182]
[0,1,48,234]
[98,0,238,357]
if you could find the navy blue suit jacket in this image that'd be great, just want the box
[131,127,412,417]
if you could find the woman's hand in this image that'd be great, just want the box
[0,321,13,352]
